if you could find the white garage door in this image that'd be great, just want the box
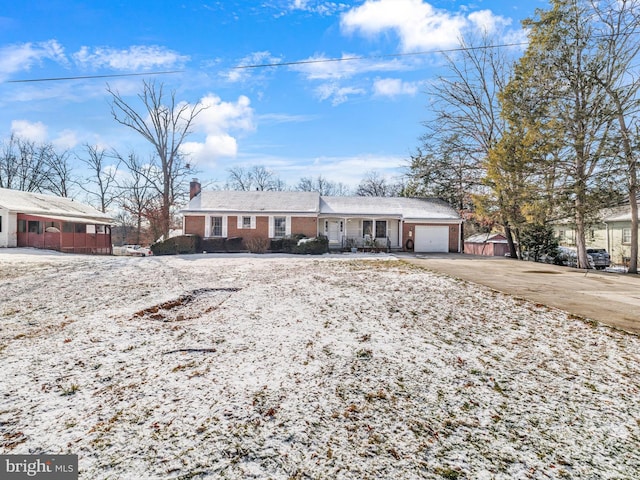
[414,225,449,253]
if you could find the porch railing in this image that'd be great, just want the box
[340,235,391,250]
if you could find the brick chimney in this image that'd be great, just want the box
[189,178,201,200]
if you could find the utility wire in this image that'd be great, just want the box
[231,41,528,69]
[7,70,184,84]
[5,42,528,83]
[6,31,639,83]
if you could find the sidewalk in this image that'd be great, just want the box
[399,253,640,335]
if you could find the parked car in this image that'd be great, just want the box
[552,246,595,269]
[123,245,153,257]
[586,248,610,270]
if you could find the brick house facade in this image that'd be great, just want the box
[182,181,462,253]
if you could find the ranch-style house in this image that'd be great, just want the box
[181,180,463,253]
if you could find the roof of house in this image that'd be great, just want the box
[191,190,321,213]
[320,196,460,220]
[464,233,508,244]
[185,190,461,221]
[0,188,113,224]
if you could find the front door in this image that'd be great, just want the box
[327,220,341,244]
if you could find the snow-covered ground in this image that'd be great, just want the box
[1,249,638,479]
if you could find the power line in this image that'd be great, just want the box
[7,70,184,84]
[4,42,528,84]
[232,42,529,69]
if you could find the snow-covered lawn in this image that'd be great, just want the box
[1,250,638,479]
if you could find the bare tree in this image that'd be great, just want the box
[77,144,120,212]
[226,165,286,191]
[424,33,515,254]
[0,135,55,193]
[296,175,351,196]
[117,152,160,244]
[356,171,402,197]
[45,149,76,198]
[107,80,205,239]
[405,136,483,211]
[590,0,640,273]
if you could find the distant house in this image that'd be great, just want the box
[0,188,113,254]
[551,201,639,264]
[464,233,511,257]
[181,180,463,253]
[602,208,640,265]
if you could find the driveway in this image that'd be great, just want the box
[398,253,640,335]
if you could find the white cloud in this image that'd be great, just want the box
[11,120,48,143]
[0,40,68,80]
[468,9,512,34]
[181,135,238,163]
[72,45,188,71]
[373,77,420,97]
[180,94,255,166]
[52,129,79,150]
[283,1,350,16]
[314,83,366,105]
[341,0,511,52]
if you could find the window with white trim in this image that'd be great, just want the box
[274,216,286,238]
[211,216,223,237]
[622,227,632,244]
[375,220,387,238]
[242,216,252,229]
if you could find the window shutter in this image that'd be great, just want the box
[222,216,228,237]
[268,216,274,238]
[285,216,292,236]
[251,216,256,229]
[237,216,243,229]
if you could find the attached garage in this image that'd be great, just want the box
[414,225,450,253]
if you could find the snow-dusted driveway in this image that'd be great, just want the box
[1,250,639,479]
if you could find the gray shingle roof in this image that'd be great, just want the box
[186,190,460,221]
[194,190,320,213]
[0,188,113,223]
[320,196,460,220]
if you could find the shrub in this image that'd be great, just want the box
[200,237,226,253]
[245,237,270,254]
[270,234,306,253]
[293,235,328,255]
[225,236,244,252]
[151,235,200,256]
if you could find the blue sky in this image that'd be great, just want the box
[0,0,541,190]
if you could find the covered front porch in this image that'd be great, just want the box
[319,216,402,250]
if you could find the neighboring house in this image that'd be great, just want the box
[181,180,463,253]
[0,188,113,254]
[551,202,639,264]
[464,233,511,257]
[602,209,640,265]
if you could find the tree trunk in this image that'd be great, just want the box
[574,204,590,269]
[629,180,638,274]
[504,222,518,259]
